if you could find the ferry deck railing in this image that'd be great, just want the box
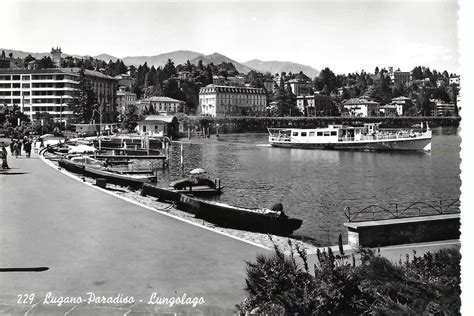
[344,198,460,222]
[340,131,427,142]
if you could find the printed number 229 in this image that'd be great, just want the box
[17,294,35,304]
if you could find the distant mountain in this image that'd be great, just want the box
[122,50,202,68]
[243,59,320,78]
[2,48,319,78]
[94,54,119,62]
[0,48,50,59]
[1,48,88,60]
[190,53,254,74]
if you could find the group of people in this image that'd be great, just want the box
[10,136,34,158]
[1,135,42,170]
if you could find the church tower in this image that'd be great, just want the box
[51,47,62,68]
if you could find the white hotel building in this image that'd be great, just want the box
[0,68,117,123]
[199,84,267,117]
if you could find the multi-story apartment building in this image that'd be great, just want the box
[431,99,456,116]
[136,96,185,116]
[199,84,267,117]
[116,86,137,116]
[0,68,117,123]
[296,94,333,116]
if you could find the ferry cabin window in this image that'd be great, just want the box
[324,131,330,136]
[309,131,315,136]
[317,132,323,136]
[293,132,299,136]
[301,132,307,137]
[331,131,337,136]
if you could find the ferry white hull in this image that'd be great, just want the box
[270,135,432,151]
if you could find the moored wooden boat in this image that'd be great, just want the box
[58,157,155,189]
[169,176,223,196]
[140,183,302,236]
[177,195,303,236]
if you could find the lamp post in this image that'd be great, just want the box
[92,108,103,151]
[92,108,103,136]
[59,95,63,130]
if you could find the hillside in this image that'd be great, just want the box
[190,53,254,74]
[94,54,119,62]
[0,48,50,59]
[122,50,202,68]
[243,59,319,78]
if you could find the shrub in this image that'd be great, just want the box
[237,243,461,315]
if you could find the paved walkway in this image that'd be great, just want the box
[0,149,270,314]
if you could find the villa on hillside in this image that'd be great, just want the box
[343,96,380,117]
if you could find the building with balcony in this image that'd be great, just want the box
[136,96,185,116]
[296,94,333,116]
[0,68,117,123]
[198,84,266,117]
[431,99,456,116]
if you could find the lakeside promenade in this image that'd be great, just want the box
[0,149,270,314]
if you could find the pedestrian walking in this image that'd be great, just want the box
[13,141,18,158]
[16,139,22,157]
[39,137,44,148]
[9,138,14,154]
[24,139,32,158]
[1,145,9,169]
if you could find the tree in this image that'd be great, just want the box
[314,67,337,94]
[70,68,98,123]
[238,244,461,315]
[120,104,141,132]
[412,66,423,80]
[37,56,55,69]
[23,54,36,65]
[197,60,204,71]
[163,58,177,79]
[163,79,185,101]
[0,103,30,127]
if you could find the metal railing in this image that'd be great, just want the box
[344,199,460,222]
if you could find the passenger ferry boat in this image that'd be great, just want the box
[268,123,432,151]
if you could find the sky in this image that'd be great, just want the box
[0,0,461,74]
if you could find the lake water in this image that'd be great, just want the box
[153,127,461,246]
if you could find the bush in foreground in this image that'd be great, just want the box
[237,241,460,315]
